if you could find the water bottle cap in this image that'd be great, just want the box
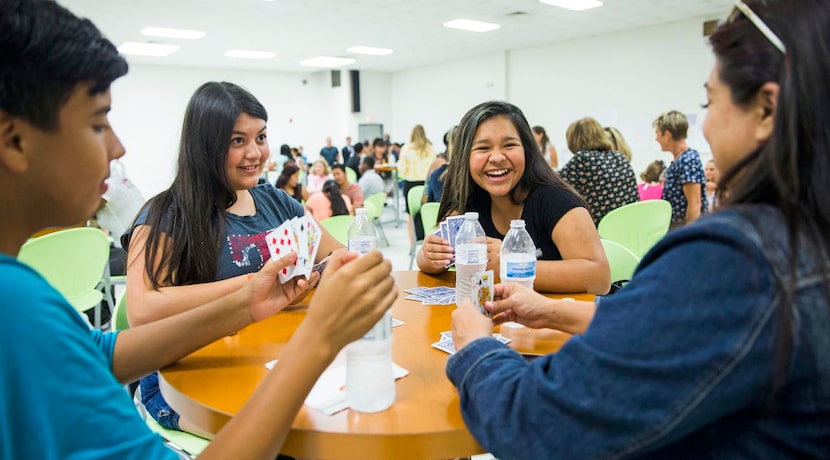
[510,219,526,228]
[464,212,479,220]
[355,208,367,216]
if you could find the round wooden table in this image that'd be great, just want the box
[159,270,594,459]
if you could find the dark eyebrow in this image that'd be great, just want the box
[231,126,267,136]
[91,106,111,116]
[704,82,710,89]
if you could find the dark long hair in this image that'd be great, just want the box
[276,163,301,201]
[322,180,349,216]
[438,101,582,221]
[710,0,830,390]
[128,81,268,289]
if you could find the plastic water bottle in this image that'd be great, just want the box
[348,208,376,255]
[346,309,395,412]
[500,219,537,290]
[454,212,488,304]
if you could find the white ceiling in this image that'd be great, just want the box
[59,0,733,73]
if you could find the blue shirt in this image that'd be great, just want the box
[0,255,177,459]
[320,146,339,166]
[447,205,830,459]
[662,148,708,225]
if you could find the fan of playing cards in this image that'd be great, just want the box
[265,215,323,284]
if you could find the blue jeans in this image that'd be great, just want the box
[140,372,180,430]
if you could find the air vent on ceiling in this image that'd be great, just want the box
[507,11,528,16]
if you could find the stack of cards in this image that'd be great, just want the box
[438,215,466,247]
[403,287,455,305]
[431,331,511,355]
[265,215,322,283]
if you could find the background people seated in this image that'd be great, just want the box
[559,117,639,225]
[305,179,353,221]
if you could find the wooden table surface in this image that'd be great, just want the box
[159,270,594,459]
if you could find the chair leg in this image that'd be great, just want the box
[374,220,389,247]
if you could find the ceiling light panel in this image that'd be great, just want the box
[140,27,206,39]
[117,42,179,57]
[538,0,604,12]
[346,46,394,56]
[442,18,501,33]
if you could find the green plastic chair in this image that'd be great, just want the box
[144,416,210,458]
[117,295,210,458]
[345,166,358,184]
[407,185,426,269]
[18,227,111,328]
[420,202,440,235]
[320,215,353,246]
[598,200,671,258]
[364,192,389,246]
[113,292,130,332]
[601,239,641,286]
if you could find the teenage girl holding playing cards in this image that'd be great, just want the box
[416,101,610,295]
[123,81,343,438]
[449,1,830,457]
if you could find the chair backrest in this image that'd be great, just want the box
[18,227,110,311]
[420,202,440,235]
[601,239,641,285]
[407,185,425,217]
[345,166,358,184]
[113,293,130,331]
[320,215,353,246]
[364,192,386,221]
[597,200,671,258]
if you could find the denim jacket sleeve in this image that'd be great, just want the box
[446,216,784,459]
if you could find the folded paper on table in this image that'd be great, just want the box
[265,359,409,415]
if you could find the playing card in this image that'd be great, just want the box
[266,223,298,283]
[293,217,311,277]
[311,259,329,276]
[440,221,449,243]
[431,338,456,355]
[446,215,466,247]
[472,270,494,317]
[302,214,322,270]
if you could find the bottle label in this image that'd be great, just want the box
[348,236,377,255]
[505,260,536,279]
[456,244,487,265]
[362,310,392,340]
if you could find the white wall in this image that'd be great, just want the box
[110,64,333,197]
[390,52,507,148]
[110,15,719,198]
[508,16,716,177]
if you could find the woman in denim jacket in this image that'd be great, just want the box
[448,1,830,458]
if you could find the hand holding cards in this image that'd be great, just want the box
[265,215,322,283]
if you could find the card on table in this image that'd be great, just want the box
[472,270,494,317]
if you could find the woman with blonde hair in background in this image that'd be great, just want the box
[560,117,639,224]
[532,125,559,168]
[306,159,332,195]
[398,124,436,244]
[604,126,633,162]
